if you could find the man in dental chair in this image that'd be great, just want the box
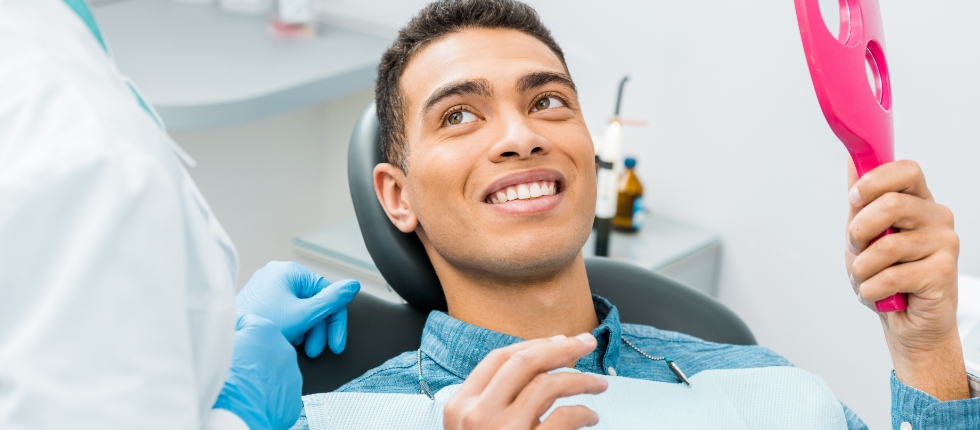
[296,0,980,428]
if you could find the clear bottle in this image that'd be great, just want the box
[613,157,644,232]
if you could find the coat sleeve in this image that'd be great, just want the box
[0,144,212,429]
[0,30,220,430]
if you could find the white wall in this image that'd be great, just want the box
[170,89,374,285]
[311,0,980,427]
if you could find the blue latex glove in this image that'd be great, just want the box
[214,313,303,430]
[236,261,360,358]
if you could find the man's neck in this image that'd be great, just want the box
[437,253,599,340]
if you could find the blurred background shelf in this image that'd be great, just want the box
[583,214,721,296]
[92,0,390,130]
[294,213,722,302]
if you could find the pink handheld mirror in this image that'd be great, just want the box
[794,0,907,312]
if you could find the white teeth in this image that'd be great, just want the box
[489,181,558,204]
[517,184,531,199]
[529,182,542,198]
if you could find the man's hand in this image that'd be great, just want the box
[845,160,968,400]
[236,261,360,358]
[444,334,609,430]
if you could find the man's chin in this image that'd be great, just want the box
[457,247,584,283]
[422,218,593,285]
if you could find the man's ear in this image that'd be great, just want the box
[374,163,419,233]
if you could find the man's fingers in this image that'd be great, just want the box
[858,253,958,305]
[847,193,953,253]
[511,372,607,423]
[482,334,597,407]
[446,337,601,430]
[455,338,554,398]
[537,405,600,430]
[849,228,953,284]
[849,160,933,208]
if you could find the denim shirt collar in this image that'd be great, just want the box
[419,295,622,378]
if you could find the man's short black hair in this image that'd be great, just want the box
[375,0,567,172]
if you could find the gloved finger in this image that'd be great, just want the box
[301,279,360,326]
[304,319,328,358]
[235,313,248,331]
[280,387,304,430]
[266,261,330,299]
[327,307,348,354]
[286,261,330,299]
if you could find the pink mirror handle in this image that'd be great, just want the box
[795,0,906,312]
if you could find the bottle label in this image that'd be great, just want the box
[632,197,645,230]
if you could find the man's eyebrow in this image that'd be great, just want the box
[516,71,577,94]
[420,79,494,117]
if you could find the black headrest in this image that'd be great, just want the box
[347,102,447,311]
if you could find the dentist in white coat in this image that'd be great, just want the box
[0,1,359,429]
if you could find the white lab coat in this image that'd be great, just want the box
[0,0,244,428]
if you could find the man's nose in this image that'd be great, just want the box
[487,116,551,162]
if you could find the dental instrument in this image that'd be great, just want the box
[595,76,629,257]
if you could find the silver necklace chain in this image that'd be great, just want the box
[620,336,665,361]
[417,349,435,400]
[620,336,692,386]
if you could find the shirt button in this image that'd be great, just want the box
[900,422,912,430]
[607,366,617,376]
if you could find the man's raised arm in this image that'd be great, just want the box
[845,160,980,428]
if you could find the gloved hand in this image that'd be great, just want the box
[214,313,303,430]
[236,261,359,358]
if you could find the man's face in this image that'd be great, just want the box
[379,28,596,282]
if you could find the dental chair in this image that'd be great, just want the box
[295,103,756,394]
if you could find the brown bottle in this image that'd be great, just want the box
[613,157,644,232]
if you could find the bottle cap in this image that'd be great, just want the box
[624,157,636,168]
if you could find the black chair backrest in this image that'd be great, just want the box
[296,103,756,394]
[347,101,447,311]
[297,293,427,394]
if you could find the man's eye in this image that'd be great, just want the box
[444,110,478,126]
[532,96,565,112]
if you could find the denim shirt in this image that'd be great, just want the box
[295,295,980,430]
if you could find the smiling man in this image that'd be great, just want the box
[295,0,980,429]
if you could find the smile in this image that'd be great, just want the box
[481,169,566,214]
[486,181,557,204]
